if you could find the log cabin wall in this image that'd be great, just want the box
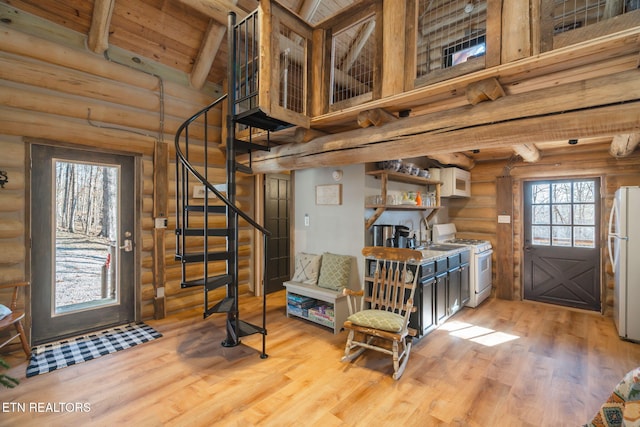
[448,146,640,316]
[0,20,253,330]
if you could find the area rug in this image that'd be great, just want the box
[26,322,162,377]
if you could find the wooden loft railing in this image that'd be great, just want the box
[237,0,640,148]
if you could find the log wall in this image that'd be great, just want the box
[449,146,640,316]
[0,25,254,331]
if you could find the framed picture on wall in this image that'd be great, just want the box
[316,184,342,205]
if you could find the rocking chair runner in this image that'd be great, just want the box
[0,281,31,358]
[341,247,421,380]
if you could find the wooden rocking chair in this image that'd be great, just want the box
[341,247,421,380]
[0,281,31,358]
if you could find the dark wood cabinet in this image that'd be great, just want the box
[365,249,470,340]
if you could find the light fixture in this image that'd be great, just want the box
[464,3,475,13]
[131,57,142,64]
[568,139,578,145]
[332,170,343,181]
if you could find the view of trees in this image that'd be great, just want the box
[55,161,118,240]
[531,180,596,248]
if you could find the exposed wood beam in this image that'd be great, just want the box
[244,102,640,173]
[512,144,542,162]
[87,0,115,54]
[609,133,640,157]
[428,153,475,170]
[466,77,506,105]
[339,19,376,72]
[175,0,246,23]
[240,69,640,173]
[293,127,328,143]
[298,0,322,21]
[190,20,226,89]
[357,108,397,128]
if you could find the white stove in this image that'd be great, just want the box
[432,224,493,308]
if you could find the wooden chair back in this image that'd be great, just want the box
[362,247,421,316]
[0,281,31,358]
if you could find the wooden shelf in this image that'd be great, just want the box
[366,170,441,186]
[365,170,442,229]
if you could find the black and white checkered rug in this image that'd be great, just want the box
[26,322,162,377]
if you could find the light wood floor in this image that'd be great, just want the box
[2,291,639,426]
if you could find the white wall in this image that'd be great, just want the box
[292,163,451,290]
[293,164,365,290]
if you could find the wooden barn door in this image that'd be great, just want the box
[264,174,291,294]
[30,145,137,345]
[523,179,601,311]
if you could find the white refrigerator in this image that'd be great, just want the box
[608,186,640,342]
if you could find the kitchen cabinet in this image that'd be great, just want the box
[365,170,441,229]
[364,248,470,340]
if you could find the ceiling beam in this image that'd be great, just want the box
[244,102,640,173]
[428,153,475,170]
[512,144,542,162]
[190,20,226,89]
[174,0,246,23]
[357,108,397,128]
[609,133,640,157]
[87,0,115,54]
[239,68,640,173]
[298,0,322,21]
[339,19,376,72]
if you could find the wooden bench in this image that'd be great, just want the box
[283,281,351,334]
[283,252,355,334]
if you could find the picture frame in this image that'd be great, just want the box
[315,184,342,205]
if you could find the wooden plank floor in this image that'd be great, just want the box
[2,291,639,426]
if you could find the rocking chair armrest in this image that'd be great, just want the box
[0,281,29,290]
[342,288,364,297]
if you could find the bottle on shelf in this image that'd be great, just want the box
[415,192,422,206]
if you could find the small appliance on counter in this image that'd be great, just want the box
[371,224,394,246]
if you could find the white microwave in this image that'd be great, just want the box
[440,167,471,198]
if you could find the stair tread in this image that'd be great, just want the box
[181,274,232,290]
[179,228,230,237]
[204,297,235,318]
[233,319,266,337]
[175,251,231,263]
[185,205,226,213]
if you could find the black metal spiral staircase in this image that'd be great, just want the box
[174,11,291,358]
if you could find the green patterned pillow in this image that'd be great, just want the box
[291,253,322,285]
[316,253,351,290]
[347,309,404,333]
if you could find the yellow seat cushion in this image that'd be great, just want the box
[347,309,404,333]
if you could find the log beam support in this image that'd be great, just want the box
[428,153,475,170]
[293,127,328,143]
[609,133,640,157]
[87,0,115,54]
[466,77,506,105]
[512,144,542,162]
[357,108,398,128]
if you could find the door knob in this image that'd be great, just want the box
[120,231,133,252]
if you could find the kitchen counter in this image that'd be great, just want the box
[416,245,468,262]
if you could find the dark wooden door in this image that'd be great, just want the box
[31,144,137,345]
[523,179,601,311]
[264,174,290,294]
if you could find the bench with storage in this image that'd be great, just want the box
[283,252,354,334]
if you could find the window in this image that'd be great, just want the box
[530,180,597,248]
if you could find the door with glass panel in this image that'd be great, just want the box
[523,179,601,311]
[31,145,136,345]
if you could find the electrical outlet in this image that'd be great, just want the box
[304,214,310,227]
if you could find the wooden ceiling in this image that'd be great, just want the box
[1,0,351,87]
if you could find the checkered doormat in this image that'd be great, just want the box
[26,322,162,377]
